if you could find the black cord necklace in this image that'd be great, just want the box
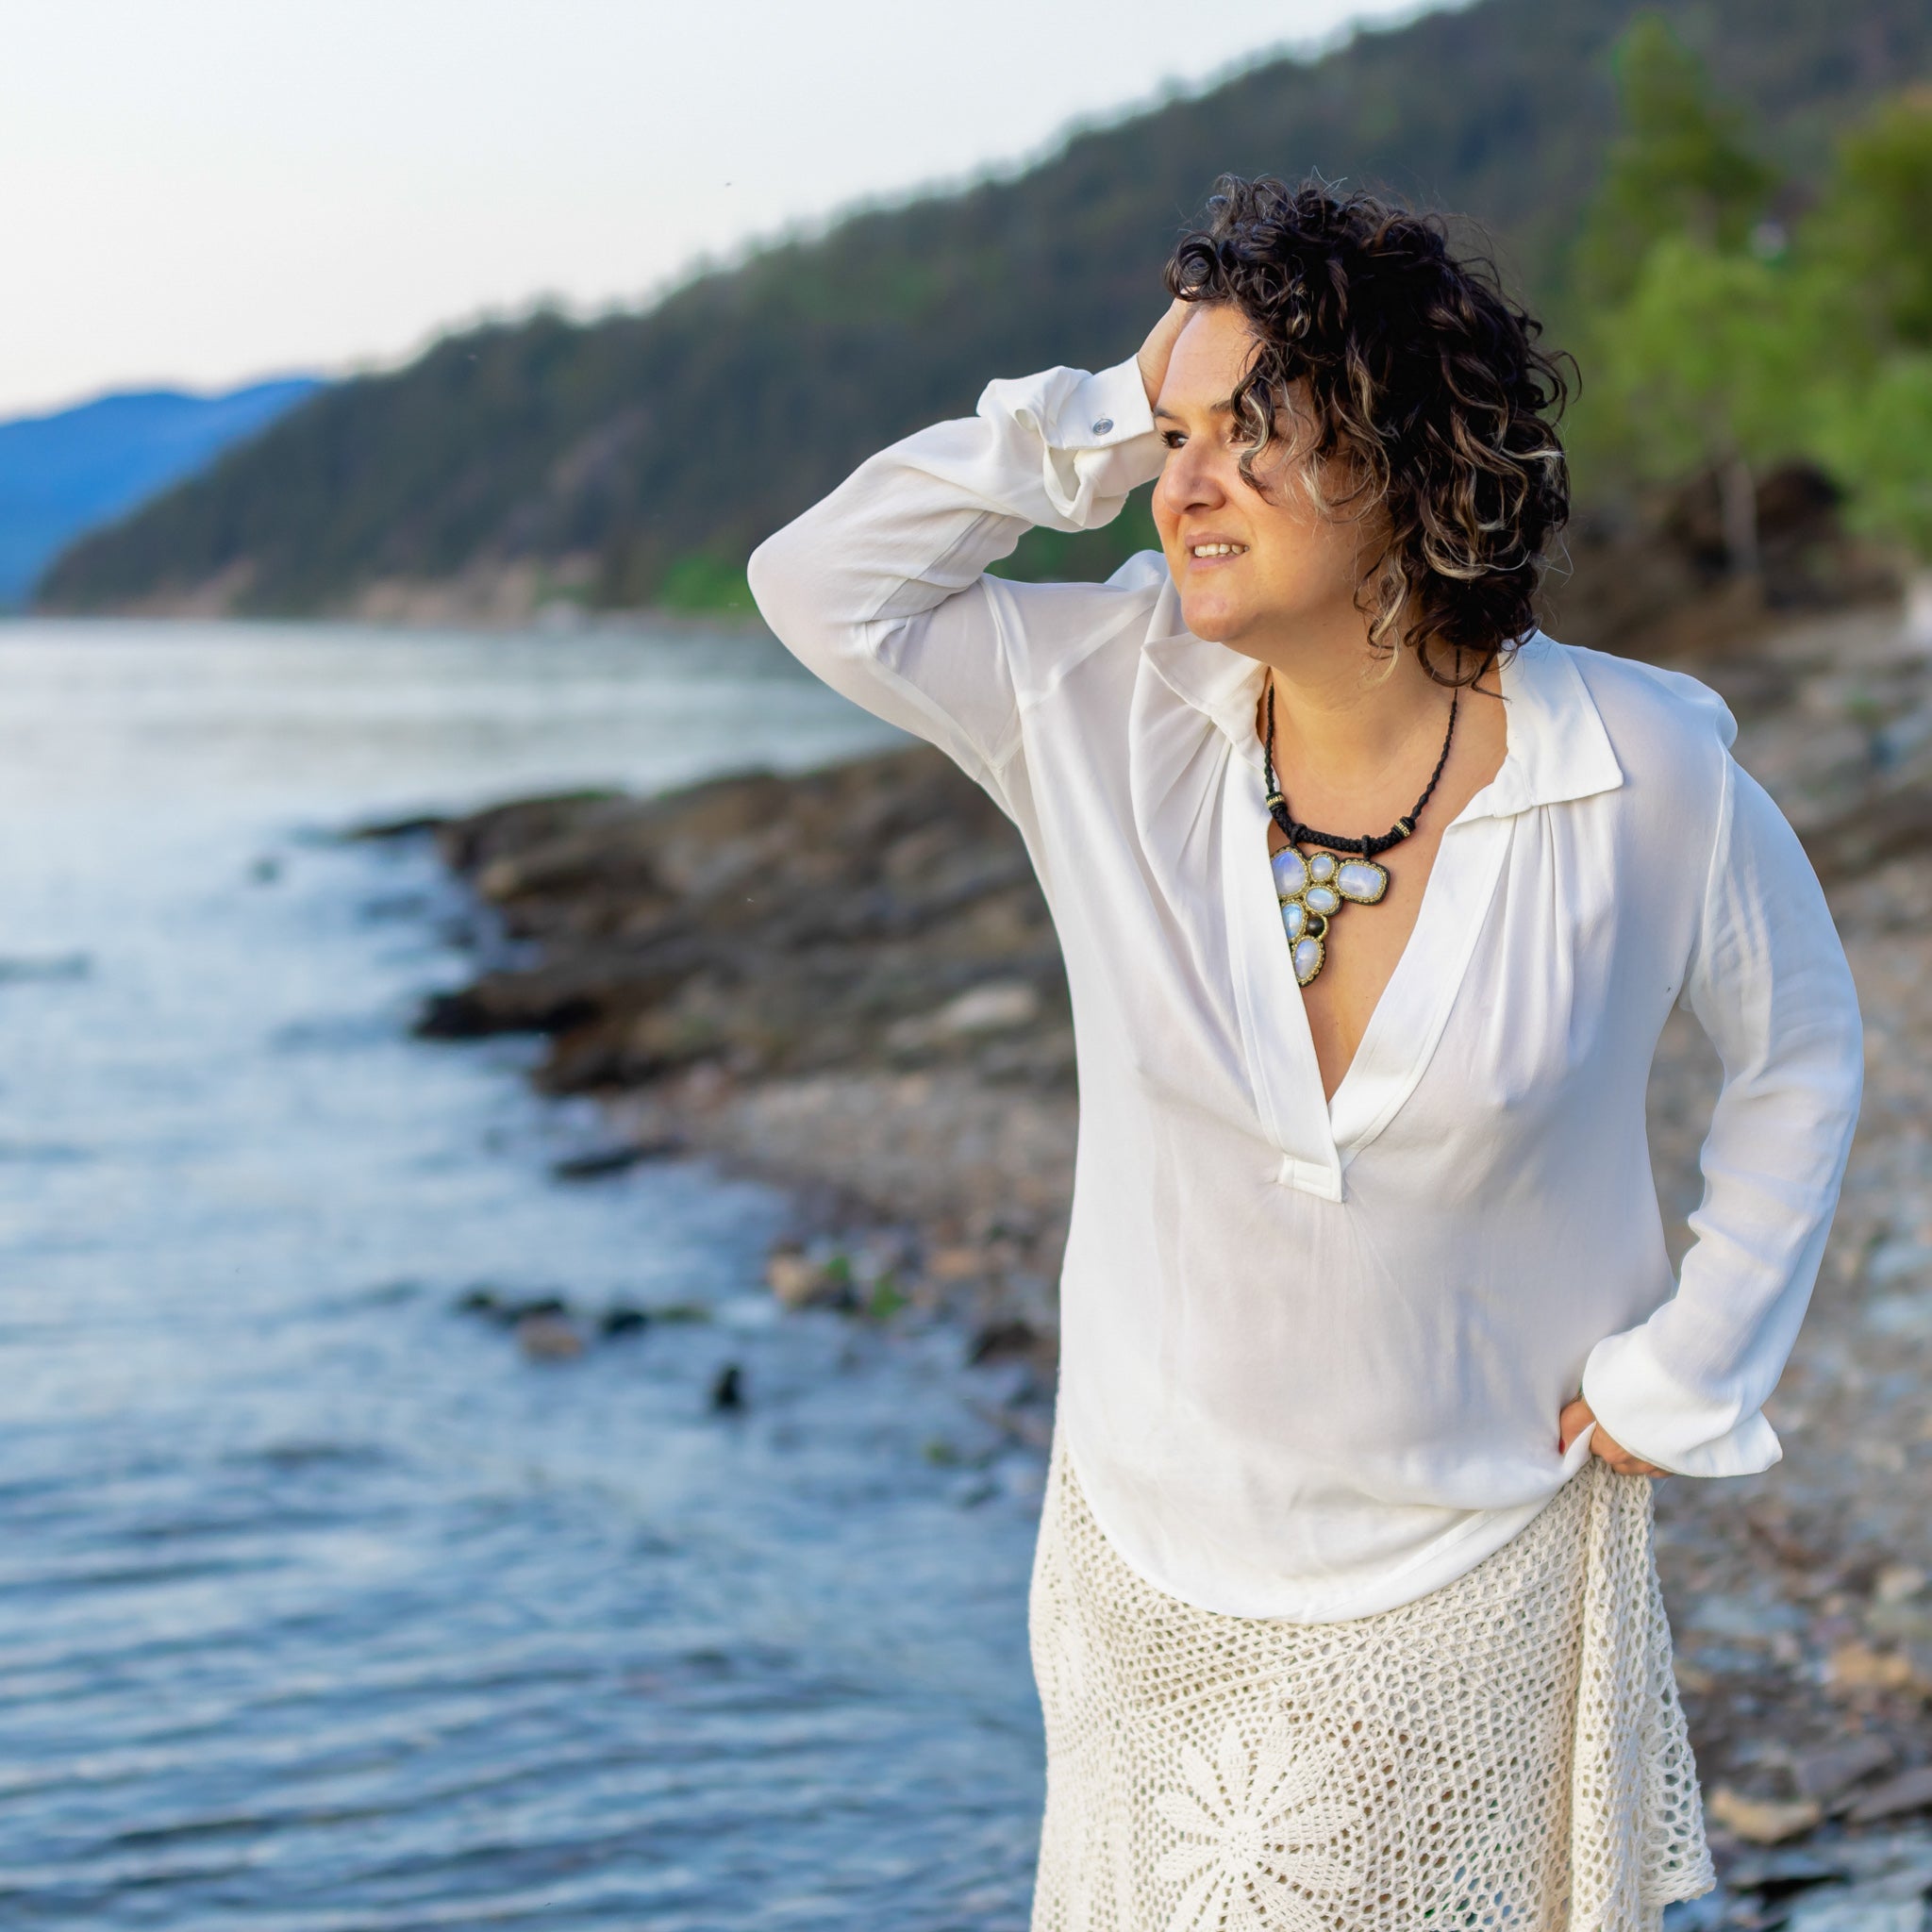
[1260,676,1458,988]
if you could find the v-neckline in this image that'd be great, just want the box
[1218,697,1519,1197]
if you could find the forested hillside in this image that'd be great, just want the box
[38,0,1931,618]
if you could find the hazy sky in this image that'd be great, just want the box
[5,0,1441,418]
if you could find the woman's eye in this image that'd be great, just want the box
[1160,430,1187,449]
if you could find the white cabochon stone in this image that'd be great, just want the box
[1271,846,1309,899]
[1336,859,1388,903]
[1305,884,1341,916]
[1292,935,1324,985]
[1307,851,1337,881]
[1281,900,1307,941]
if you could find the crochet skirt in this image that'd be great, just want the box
[1027,1432,1713,1932]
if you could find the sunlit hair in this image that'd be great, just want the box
[1163,175,1572,687]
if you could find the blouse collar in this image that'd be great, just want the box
[1140,590,1624,820]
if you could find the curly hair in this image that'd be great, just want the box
[1163,175,1572,686]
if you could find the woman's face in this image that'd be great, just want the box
[1150,303,1373,657]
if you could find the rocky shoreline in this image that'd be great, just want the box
[388,573,1932,1925]
[403,741,1080,1385]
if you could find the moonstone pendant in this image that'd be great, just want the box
[1271,841,1391,987]
[1336,858,1389,904]
[1270,846,1310,900]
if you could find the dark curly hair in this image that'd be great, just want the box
[1163,175,1572,686]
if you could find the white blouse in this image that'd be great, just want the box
[747,358,1865,1622]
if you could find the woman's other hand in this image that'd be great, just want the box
[1137,297,1193,408]
[1558,1397,1669,1478]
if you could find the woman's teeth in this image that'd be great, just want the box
[1191,542,1247,558]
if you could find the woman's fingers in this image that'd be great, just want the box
[1558,1394,1667,1476]
[1597,1441,1671,1478]
[1137,297,1193,407]
[1557,1395,1593,1454]
[1590,1424,1668,1477]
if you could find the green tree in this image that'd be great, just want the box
[1588,237,1822,571]
[1797,93,1932,567]
[1563,14,1792,557]
[1571,14,1779,310]
[1807,89,1932,355]
[658,551,756,616]
[1810,356,1932,562]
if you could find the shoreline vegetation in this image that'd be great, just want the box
[370,530,1932,1913]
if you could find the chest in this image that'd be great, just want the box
[1263,700,1509,1102]
[1265,813,1443,1103]
[1017,657,1681,1194]
[1239,774,1666,1188]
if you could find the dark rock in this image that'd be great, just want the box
[1847,1765,1932,1824]
[457,1289,570,1326]
[600,1306,650,1337]
[345,809,448,841]
[970,1319,1040,1364]
[552,1140,682,1180]
[412,747,1072,1092]
[709,1362,744,1411]
[1804,784,1932,882]
[1721,1843,1852,1897]
[429,790,624,872]
[414,952,686,1040]
[1794,1738,1898,1804]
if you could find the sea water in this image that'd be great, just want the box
[0,620,1045,1930]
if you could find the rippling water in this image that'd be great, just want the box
[0,621,1047,1929]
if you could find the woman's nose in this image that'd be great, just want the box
[1157,443,1227,519]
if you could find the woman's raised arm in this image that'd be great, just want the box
[746,343,1167,808]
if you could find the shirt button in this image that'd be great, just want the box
[1091,417,1113,435]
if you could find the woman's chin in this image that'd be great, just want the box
[1175,591,1249,646]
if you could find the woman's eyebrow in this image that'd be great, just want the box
[1152,396,1236,424]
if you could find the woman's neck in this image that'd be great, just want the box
[1256,632,1456,795]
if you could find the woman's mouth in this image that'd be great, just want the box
[1188,541,1248,563]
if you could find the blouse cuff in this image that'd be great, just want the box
[976,359,1163,528]
[1580,1327,1784,1478]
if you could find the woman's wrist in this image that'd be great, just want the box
[1136,297,1192,408]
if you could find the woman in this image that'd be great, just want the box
[749,177,1862,1930]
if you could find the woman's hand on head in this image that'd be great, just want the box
[1558,1397,1669,1479]
[1137,297,1193,408]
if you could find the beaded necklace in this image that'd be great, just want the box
[1260,676,1457,988]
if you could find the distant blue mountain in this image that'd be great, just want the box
[0,377,322,606]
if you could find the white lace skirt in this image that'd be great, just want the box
[1028,1431,1713,1932]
